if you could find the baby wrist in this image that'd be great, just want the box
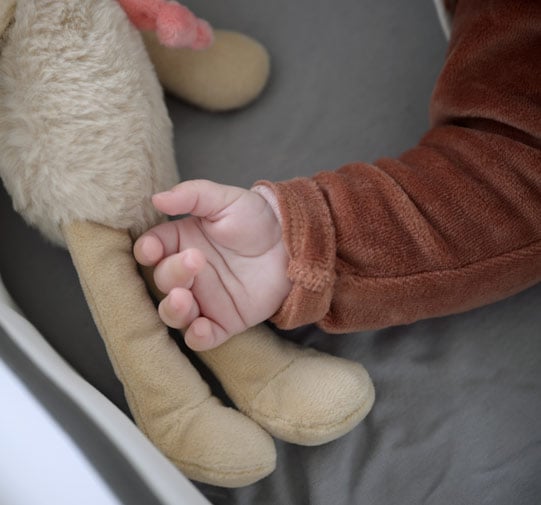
[251,185,283,225]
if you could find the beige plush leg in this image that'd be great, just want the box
[142,262,375,446]
[199,326,375,445]
[142,29,270,111]
[63,221,276,487]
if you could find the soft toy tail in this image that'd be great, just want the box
[117,0,213,49]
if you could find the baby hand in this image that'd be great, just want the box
[134,180,291,351]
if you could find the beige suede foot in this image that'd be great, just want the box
[63,221,276,487]
[149,396,277,487]
[142,29,270,111]
[200,324,375,446]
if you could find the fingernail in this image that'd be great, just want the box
[140,237,155,258]
[183,251,197,270]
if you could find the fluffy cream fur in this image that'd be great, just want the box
[0,0,177,246]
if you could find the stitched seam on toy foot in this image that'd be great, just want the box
[214,354,301,410]
[163,393,216,418]
[168,456,274,476]
[247,383,374,432]
[245,355,302,405]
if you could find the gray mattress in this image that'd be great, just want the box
[1,1,540,504]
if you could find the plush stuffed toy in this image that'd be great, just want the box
[0,0,375,487]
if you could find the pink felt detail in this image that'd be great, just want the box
[116,0,213,49]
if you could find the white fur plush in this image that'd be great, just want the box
[0,0,178,246]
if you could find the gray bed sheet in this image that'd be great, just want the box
[1,1,540,504]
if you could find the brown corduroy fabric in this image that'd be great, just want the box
[257,0,541,331]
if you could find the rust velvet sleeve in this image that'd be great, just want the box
[257,0,541,332]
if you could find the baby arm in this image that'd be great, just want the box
[136,0,541,347]
[255,0,541,331]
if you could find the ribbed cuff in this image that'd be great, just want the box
[253,178,337,329]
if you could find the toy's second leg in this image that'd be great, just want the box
[199,326,375,445]
[63,220,276,487]
[142,29,270,111]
